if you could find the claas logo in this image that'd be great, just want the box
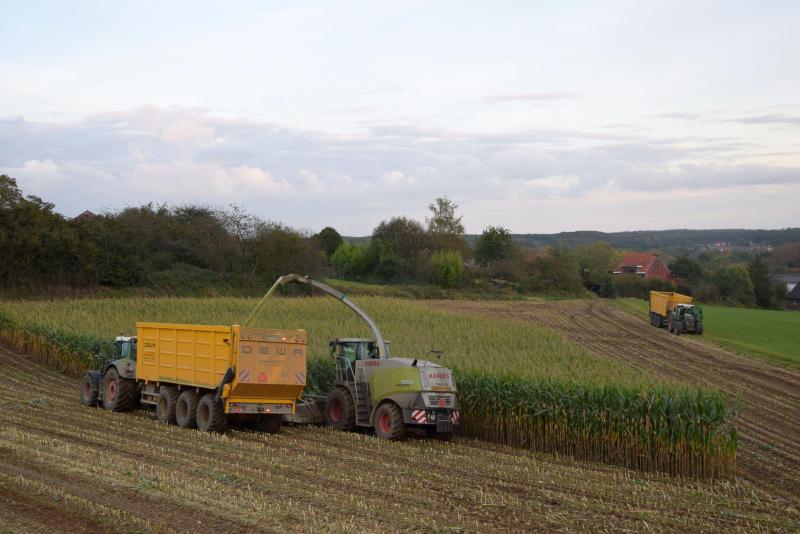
[428,372,449,379]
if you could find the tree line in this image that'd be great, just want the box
[2,173,797,308]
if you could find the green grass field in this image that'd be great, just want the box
[615,298,800,367]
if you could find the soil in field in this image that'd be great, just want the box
[427,299,800,509]
[1,345,798,533]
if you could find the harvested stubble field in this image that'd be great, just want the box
[1,344,798,533]
[427,299,800,510]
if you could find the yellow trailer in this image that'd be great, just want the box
[649,291,693,319]
[80,322,307,433]
[648,291,703,335]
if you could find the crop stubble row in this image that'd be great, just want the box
[0,346,797,532]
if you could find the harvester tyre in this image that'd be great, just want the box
[254,414,283,434]
[373,402,406,440]
[325,387,355,431]
[197,394,227,433]
[80,373,98,407]
[157,386,179,425]
[102,368,136,412]
[176,390,200,429]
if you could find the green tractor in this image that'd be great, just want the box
[248,275,460,440]
[669,304,704,335]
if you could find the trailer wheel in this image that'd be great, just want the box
[176,390,200,429]
[373,402,406,440]
[196,394,227,433]
[324,387,355,431]
[157,386,179,424]
[253,414,283,434]
[80,373,99,407]
[102,368,136,412]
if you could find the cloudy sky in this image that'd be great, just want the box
[1,1,798,234]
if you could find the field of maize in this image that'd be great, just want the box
[1,343,798,532]
[428,298,800,508]
[0,295,739,479]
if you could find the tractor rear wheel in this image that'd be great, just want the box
[80,373,98,407]
[324,387,355,431]
[102,368,136,412]
[373,402,406,440]
[157,386,179,424]
[196,394,227,433]
[176,390,200,428]
[253,414,283,434]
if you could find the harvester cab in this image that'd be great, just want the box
[250,274,460,440]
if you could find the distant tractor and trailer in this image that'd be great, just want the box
[80,275,459,441]
[649,291,704,335]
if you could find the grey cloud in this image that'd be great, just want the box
[648,111,705,120]
[483,92,579,103]
[725,113,800,125]
[1,108,798,232]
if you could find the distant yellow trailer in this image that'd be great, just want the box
[80,322,308,433]
[648,291,703,335]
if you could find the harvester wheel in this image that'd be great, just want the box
[253,414,283,434]
[157,386,179,424]
[176,390,200,429]
[196,394,227,433]
[79,373,98,407]
[324,387,355,431]
[373,402,406,440]
[102,368,136,412]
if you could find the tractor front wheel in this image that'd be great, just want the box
[324,387,355,431]
[373,402,406,440]
[102,368,136,412]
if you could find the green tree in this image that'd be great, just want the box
[715,265,755,306]
[369,217,431,280]
[748,255,773,308]
[426,196,468,253]
[524,246,584,294]
[316,226,344,258]
[330,242,368,279]
[426,196,465,235]
[430,250,464,288]
[474,226,514,266]
[576,242,620,294]
[668,255,705,282]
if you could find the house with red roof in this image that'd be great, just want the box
[613,252,672,281]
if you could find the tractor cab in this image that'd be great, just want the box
[674,304,702,321]
[115,335,137,360]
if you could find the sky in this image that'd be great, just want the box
[1,0,799,235]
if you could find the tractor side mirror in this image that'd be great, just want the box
[328,340,337,355]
